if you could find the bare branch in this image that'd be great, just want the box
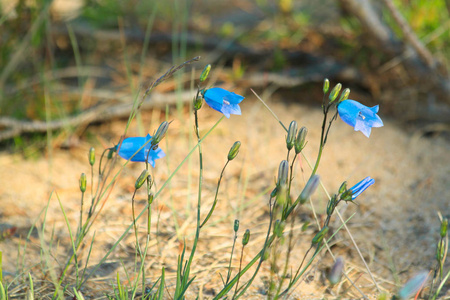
[381,0,437,69]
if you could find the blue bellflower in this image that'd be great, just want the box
[116,134,165,167]
[337,100,383,137]
[203,87,244,118]
[349,176,375,200]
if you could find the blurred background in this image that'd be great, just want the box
[1,1,450,298]
[0,0,449,151]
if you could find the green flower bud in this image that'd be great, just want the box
[327,257,344,285]
[79,173,87,192]
[323,78,330,94]
[440,218,448,238]
[242,229,250,246]
[297,175,320,205]
[274,220,286,237]
[277,160,289,188]
[338,88,350,103]
[148,192,154,204]
[234,219,240,232]
[194,95,203,110]
[270,187,278,198]
[152,121,169,146]
[135,169,149,190]
[328,83,342,103]
[294,126,308,154]
[228,141,241,161]
[200,64,211,82]
[338,181,347,194]
[301,221,310,232]
[312,226,328,245]
[286,121,298,151]
[89,147,95,166]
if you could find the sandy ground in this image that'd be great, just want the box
[1,95,449,299]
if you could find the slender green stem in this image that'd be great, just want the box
[232,245,246,300]
[225,231,238,286]
[201,160,230,228]
[235,198,276,299]
[311,107,328,176]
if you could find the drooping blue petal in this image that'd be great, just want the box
[117,133,165,167]
[203,87,244,118]
[349,176,375,200]
[337,100,383,137]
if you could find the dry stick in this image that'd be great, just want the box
[253,89,376,297]
[381,0,436,69]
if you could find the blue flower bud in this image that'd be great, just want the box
[294,126,307,154]
[327,257,344,285]
[297,175,320,204]
[277,160,289,188]
[397,272,428,300]
[286,121,298,151]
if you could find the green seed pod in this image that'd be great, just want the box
[228,141,241,161]
[152,121,169,146]
[277,160,289,188]
[234,219,240,232]
[286,121,298,151]
[312,226,329,245]
[294,126,307,154]
[440,218,448,238]
[338,181,347,194]
[135,169,149,190]
[298,175,320,204]
[79,173,87,192]
[148,192,154,204]
[89,147,95,166]
[242,229,250,246]
[200,64,211,82]
[323,78,330,94]
[328,83,342,103]
[338,88,350,103]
